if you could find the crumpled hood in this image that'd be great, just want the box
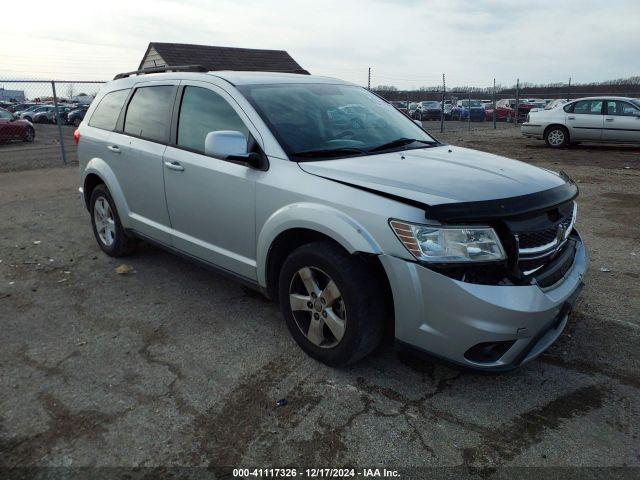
[298,145,566,206]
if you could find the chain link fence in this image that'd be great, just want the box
[2,76,639,172]
[373,78,640,134]
[0,80,104,172]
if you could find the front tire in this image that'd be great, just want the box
[278,241,386,367]
[23,127,35,143]
[544,125,570,148]
[89,184,136,257]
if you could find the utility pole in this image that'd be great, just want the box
[567,76,572,101]
[367,67,371,90]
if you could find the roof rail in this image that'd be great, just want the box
[113,65,208,80]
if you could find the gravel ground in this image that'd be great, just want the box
[0,126,639,476]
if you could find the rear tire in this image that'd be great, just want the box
[544,125,570,148]
[89,184,136,257]
[278,241,386,366]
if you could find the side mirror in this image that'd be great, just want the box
[204,130,266,170]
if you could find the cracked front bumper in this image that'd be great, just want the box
[380,235,587,370]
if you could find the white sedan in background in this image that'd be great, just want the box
[522,96,640,147]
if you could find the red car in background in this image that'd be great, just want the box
[0,108,35,143]
[485,99,545,122]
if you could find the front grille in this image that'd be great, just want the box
[517,211,574,249]
[535,240,578,288]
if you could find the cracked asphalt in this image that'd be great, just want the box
[0,126,639,474]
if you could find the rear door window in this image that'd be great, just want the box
[88,89,129,131]
[606,100,640,116]
[124,86,174,143]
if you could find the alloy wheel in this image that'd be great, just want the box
[547,129,565,146]
[289,266,346,348]
[93,196,116,246]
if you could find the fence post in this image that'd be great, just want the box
[468,90,471,131]
[440,73,445,133]
[51,81,68,165]
[492,78,497,129]
[514,78,519,128]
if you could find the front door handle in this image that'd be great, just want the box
[107,145,121,154]
[164,161,184,172]
[567,116,575,120]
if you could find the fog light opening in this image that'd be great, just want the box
[464,340,516,363]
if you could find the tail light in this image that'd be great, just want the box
[74,129,80,145]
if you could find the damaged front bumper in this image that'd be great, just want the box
[380,232,587,370]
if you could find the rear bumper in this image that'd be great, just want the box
[521,123,544,138]
[380,233,587,370]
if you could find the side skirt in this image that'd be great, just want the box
[128,229,268,297]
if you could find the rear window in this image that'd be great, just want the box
[89,89,129,131]
[123,86,174,142]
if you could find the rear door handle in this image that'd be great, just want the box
[164,161,184,172]
[605,117,614,122]
[107,145,120,154]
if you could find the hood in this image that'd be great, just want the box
[298,145,566,207]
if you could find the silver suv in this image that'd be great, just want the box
[77,68,587,370]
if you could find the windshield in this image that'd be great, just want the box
[239,83,436,160]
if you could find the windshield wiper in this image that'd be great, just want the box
[292,147,367,159]
[367,138,434,153]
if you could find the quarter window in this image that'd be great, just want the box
[177,86,249,154]
[88,89,129,131]
[572,100,603,115]
[124,86,174,142]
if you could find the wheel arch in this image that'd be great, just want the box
[81,159,130,224]
[543,123,570,140]
[257,203,383,295]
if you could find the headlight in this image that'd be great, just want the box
[390,220,506,263]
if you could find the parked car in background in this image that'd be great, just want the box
[527,99,548,113]
[33,105,74,124]
[443,100,454,120]
[0,107,35,143]
[77,69,586,370]
[415,101,442,120]
[522,96,640,147]
[488,99,516,122]
[390,101,408,114]
[13,103,40,116]
[543,99,568,111]
[407,102,419,117]
[510,99,539,121]
[68,105,89,126]
[18,105,53,122]
[457,100,485,121]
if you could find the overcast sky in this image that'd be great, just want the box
[2,0,639,89]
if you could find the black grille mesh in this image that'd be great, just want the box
[518,215,573,249]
